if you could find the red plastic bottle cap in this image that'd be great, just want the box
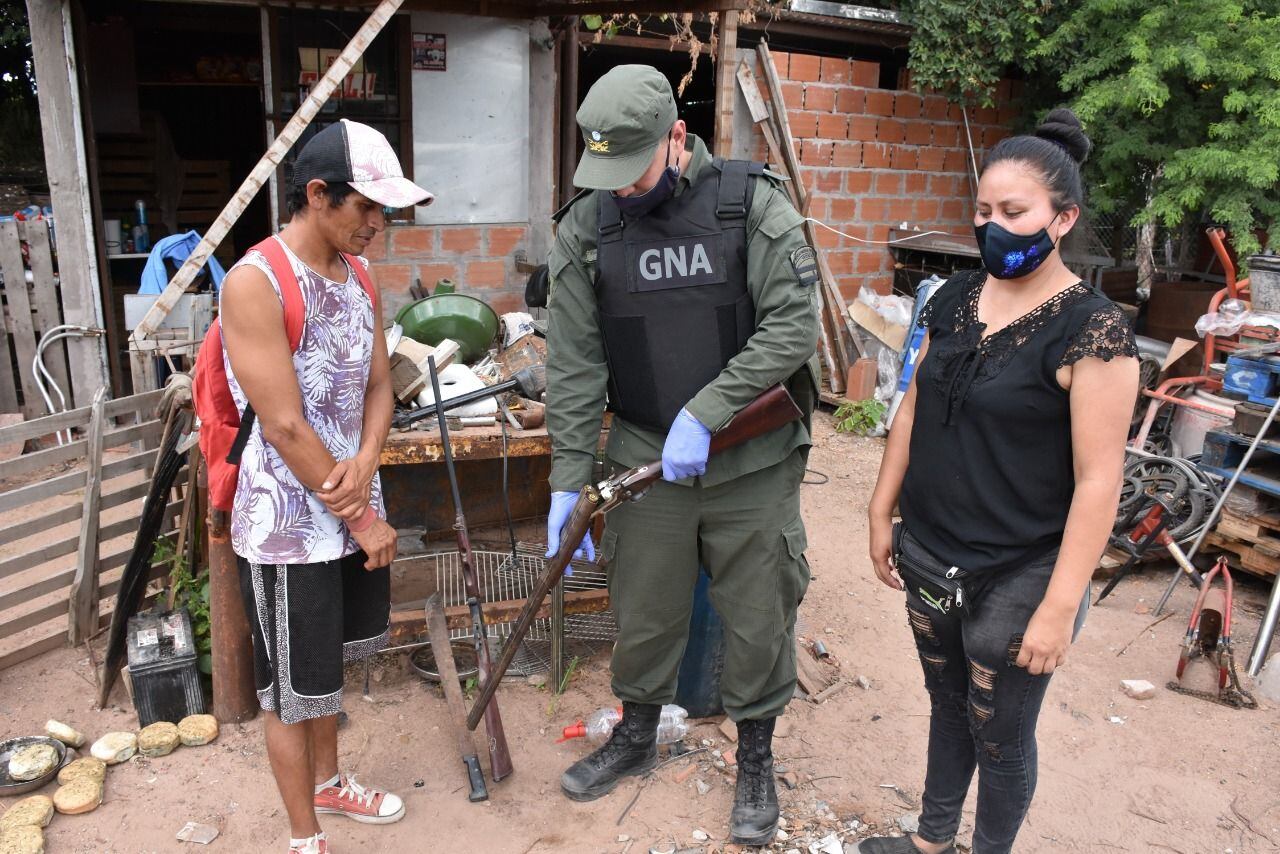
[557,722,586,743]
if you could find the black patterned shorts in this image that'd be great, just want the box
[237,552,390,724]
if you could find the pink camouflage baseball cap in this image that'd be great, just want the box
[291,118,433,208]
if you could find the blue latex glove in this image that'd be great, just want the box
[546,490,594,569]
[661,408,712,482]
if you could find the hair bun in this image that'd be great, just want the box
[1034,108,1092,165]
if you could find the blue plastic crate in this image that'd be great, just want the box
[1223,355,1280,405]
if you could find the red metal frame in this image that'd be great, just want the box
[1130,228,1253,449]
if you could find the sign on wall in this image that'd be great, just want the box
[413,33,447,71]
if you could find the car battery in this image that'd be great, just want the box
[126,608,206,727]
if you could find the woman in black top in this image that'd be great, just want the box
[858,110,1138,854]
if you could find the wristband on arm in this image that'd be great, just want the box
[348,505,377,533]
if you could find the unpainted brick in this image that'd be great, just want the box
[820,57,850,84]
[877,118,906,144]
[832,142,862,168]
[464,259,507,288]
[789,53,821,82]
[861,143,892,169]
[904,122,934,146]
[780,81,804,111]
[371,263,412,294]
[800,139,831,166]
[923,95,950,121]
[788,110,820,139]
[836,88,865,114]
[848,115,878,142]
[487,226,528,257]
[873,171,903,195]
[850,60,879,87]
[390,227,435,257]
[845,171,873,194]
[894,93,923,118]
[440,227,482,254]
[816,113,848,140]
[865,90,895,116]
[415,262,460,291]
[891,145,918,171]
[917,148,947,172]
[804,84,836,112]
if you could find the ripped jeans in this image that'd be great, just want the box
[899,528,1087,854]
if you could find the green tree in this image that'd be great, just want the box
[1036,0,1280,261]
[0,0,41,178]
[895,0,1050,107]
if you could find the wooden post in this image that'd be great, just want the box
[557,18,580,209]
[26,0,110,406]
[712,11,739,157]
[68,386,107,645]
[209,503,258,723]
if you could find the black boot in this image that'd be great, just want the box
[731,717,780,846]
[560,702,660,801]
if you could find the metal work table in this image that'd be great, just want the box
[379,424,553,535]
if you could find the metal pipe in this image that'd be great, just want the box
[1247,572,1280,676]
[34,325,101,444]
[1157,392,1280,614]
[209,506,259,723]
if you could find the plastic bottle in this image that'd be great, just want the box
[133,200,151,253]
[558,704,689,745]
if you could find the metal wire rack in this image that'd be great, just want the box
[396,542,616,677]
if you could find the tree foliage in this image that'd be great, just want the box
[1036,0,1279,259]
[895,0,1050,107]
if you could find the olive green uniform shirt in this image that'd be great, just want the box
[546,135,820,492]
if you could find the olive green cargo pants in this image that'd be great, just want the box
[600,449,810,721]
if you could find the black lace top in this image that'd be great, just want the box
[900,269,1138,574]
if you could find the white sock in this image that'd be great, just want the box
[289,831,326,850]
[315,773,340,793]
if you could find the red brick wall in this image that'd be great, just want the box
[749,52,1019,298]
[363,223,532,320]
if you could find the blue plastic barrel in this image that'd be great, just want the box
[674,567,725,718]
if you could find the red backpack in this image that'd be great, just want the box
[193,236,378,511]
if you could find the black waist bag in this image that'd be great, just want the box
[892,522,987,617]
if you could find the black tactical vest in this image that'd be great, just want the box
[595,158,762,432]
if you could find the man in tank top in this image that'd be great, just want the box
[219,120,432,854]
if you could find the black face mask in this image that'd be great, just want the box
[974,213,1061,280]
[613,136,680,218]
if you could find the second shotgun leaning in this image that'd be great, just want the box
[466,383,804,730]
[426,356,514,782]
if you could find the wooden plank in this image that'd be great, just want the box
[69,388,106,644]
[0,467,85,515]
[0,388,161,448]
[0,418,159,482]
[0,220,42,418]
[0,445,156,514]
[0,479,149,545]
[0,596,70,641]
[22,222,71,402]
[0,568,76,613]
[795,638,833,696]
[27,0,110,408]
[713,10,739,157]
[0,629,66,671]
[388,588,612,641]
[0,225,17,412]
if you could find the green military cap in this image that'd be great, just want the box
[574,65,678,191]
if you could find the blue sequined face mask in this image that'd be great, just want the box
[974,213,1062,280]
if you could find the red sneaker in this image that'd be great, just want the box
[313,774,405,825]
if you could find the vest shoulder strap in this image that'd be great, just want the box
[596,189,623,242]
[553,188,592,223]
[712,158,764,221]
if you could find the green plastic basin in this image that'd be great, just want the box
[394,293,499,363]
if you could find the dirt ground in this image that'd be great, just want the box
[3,413,1280,854]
